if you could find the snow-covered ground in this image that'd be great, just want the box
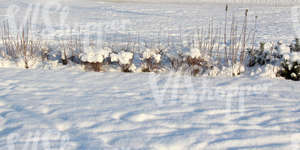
[1,0,300,149]
[0,68,300,150]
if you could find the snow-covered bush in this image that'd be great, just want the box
[110,51,135,72]
[165,48,212,76]
[277,52,300,81]
[79,47,111,72]
[141,48,162,72]
[247,42,279,67]
[182,48,212,76]
[271,40,300,81]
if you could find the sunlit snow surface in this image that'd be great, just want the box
[0,68,300,149]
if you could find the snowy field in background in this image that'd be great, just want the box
[0,0,298,44]
[0,68,300,149]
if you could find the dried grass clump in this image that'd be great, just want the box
[110,50,135,73]
[0,21,42,69]
[184,56,212,76]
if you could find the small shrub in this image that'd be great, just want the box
[110,51,135,72]
[165,48,213,76]
[119,52,135,73]
[185,56,212,76]
[248,42,271,67]
[247,42,282,67]
[141,49,161,72]
[79,47,111,72]
[274,40,300,81]
[277,60,300,81]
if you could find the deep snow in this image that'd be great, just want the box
[0,68,300,149]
